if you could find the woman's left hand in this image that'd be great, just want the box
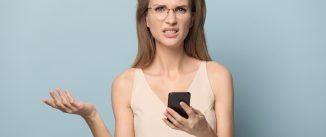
[163,102,216,137]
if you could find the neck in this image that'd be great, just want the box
[150,42,189,76]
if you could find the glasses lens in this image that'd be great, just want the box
[150,6,190,20]
[153,6,167,19]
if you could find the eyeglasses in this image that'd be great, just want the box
[147,5,191,20]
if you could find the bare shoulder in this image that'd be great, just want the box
[206,61,232,80]
[111,68,136,105]
[112,68,135,88]
[206,61,233,93]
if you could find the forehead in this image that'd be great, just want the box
[148,0,189,6]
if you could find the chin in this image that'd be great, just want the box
[158,39,184,48]
[156,35,186,47]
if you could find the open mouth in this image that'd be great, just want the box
[163,29,179,33]
[163,28,179,38]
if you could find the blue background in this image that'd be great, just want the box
[1,0,325,136]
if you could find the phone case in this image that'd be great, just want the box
[167,92,191,119]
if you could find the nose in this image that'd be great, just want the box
[165,9,177,25]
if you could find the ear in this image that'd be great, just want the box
[189,14,194,28]
[146,14,150,27]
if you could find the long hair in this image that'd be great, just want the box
[131,0,212,68]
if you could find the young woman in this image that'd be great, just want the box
[42,0,234,137]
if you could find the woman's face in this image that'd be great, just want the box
[146,0,193,48]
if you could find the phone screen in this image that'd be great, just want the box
[167,92,191,119]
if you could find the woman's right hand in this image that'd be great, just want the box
[42,88,97,119]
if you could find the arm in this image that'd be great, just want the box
[43,88,112,137]
[83,111,112,137]
[208,61,234,137]
[111,69,135,137]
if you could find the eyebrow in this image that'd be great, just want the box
[150,4,189,8]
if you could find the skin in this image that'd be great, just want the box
[43,0,234,136]
[42,88,112,137]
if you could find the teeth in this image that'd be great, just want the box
[164,30,177,33]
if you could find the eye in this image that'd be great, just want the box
[154,6,166,13]
[175,7,187,14]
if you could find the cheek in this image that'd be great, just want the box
[180,20,192,36]
[147,19,162,37]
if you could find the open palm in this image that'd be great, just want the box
[42,88,96,119]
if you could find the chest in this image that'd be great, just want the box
[143,71,198,105]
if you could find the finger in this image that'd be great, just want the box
[49,90,59,100]
[50,89,62,105]
[66,89,77,104]
[65,89,82,109]
[164,109,185,129]
[42,99,58,108]
[56,88,73,109]
[166,107,187,123]
[180,102,195,116]
[58,89,76,111]
[65,90,78,112]
[43,100,70,114]
[65,89,74,103]
[162,117,180,130]
[56,88,68,103]
[51,88,70,112]
[65,90,82,109]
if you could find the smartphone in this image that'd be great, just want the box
[167,92,191,119]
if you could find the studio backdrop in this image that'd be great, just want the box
[0,0,325,137]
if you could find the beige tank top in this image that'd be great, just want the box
[131,61,217,137]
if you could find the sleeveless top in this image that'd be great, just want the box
[131,61,217,137]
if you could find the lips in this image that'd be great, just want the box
[163,28,179,38]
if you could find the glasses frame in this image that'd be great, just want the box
[147,5,191,20]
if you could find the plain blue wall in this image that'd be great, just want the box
[1,0,325,137]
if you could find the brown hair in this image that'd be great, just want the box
[131,0,212,68]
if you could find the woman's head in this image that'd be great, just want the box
[146,0,193,48]
[132,0,211,68]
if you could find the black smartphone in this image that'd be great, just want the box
[167,92,191,119]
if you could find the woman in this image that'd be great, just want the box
[42,0,234,136]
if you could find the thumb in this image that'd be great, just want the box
[180,102,195,116]
[71,100,83,109]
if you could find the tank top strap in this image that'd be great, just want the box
[131,68,146,109]
[191,60,209,90]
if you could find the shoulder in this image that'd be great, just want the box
[206,61,233,93]
[111,68,136,105]
[112,68,136,88]
[206,60,232,80]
